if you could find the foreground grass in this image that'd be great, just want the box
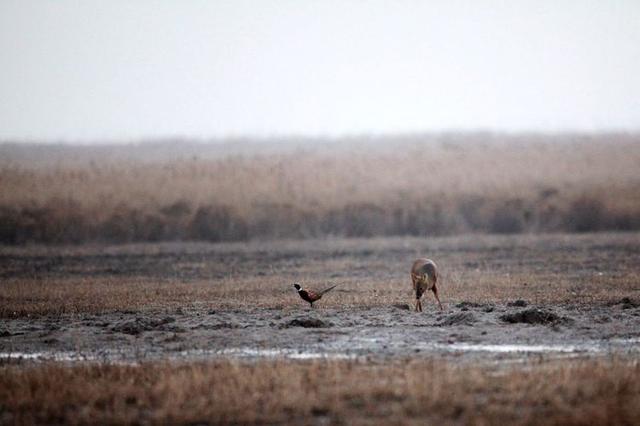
[1,358,638,425]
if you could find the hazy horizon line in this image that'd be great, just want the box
[2,128,640,146]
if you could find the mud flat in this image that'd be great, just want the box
[0,233,640,362]
[2,233,640,424]
[2,232,640,365]
[1,302,640,364]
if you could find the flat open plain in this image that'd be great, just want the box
[1,232,640,424]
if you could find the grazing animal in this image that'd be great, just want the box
[411,258,443,312]
[293,283,338,307]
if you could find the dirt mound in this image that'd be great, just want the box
[500,309,570,325]
[282,317,332,328]
[456,301,494,312]
[618,297,638,309]
[191,323,239,330]
[392,303,411,310]
[507,300,528,307]
[111,317,178,335]
[456,302,482,309]
[438,312,476,326]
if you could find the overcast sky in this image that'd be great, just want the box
[1,1,639,142]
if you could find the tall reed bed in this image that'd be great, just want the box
[1,134,639,243]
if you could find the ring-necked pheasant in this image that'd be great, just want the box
[293,283,338,307]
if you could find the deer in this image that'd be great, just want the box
[411,258,443,312]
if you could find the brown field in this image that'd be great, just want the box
[1,232,640,426]
[1,357,639,425]
[1,133,640,244]
[2,135,640,425]
[1,233,639,318]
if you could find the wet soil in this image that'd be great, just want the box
[2,300,639,363]
[1,233,640,363]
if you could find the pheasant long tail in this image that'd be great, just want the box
[319,284,339,295]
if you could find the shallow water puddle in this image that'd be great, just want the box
[0,348,357,363]
[176,348,358,360]
[437,343,595,353]
[428,338,640,354]
[0,351,102,362]
[0,349,143,364]
[1,338,638,363]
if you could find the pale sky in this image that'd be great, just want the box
[1,1,639,141]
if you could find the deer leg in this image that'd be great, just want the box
[412,276,419,312]
[432,286,443,311]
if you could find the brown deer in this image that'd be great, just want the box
[411,258,443,312]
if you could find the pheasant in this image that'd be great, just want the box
[293,283,338,307]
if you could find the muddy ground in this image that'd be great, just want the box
[1,233,640,364]
[2,302,640,364]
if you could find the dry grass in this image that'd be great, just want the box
[1,271,637,319]
[1,357,638,425]
[2,233,639,318]
[1,134,640,243]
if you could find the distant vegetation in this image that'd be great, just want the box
[1,133,639,244]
